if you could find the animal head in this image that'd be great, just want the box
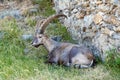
[31,34,45,47]
[31,14,67,48]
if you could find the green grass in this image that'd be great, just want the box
[31,0,55,16]
[0,18,120,80]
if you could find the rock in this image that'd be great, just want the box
[112,33,120,39]
[75,10,86,19]
[29,8,38,14]
[0,0,3,3]
[0,31,4,39]
[22,34,33,40]
[24,48,30,55]
[98,4,111,12]
[82,1,89,7]
[114,27,120,32]
[93,13,103,24]
[112,0,120,5]
[0,10,22,19]
[95,34,109,53]
[20,7,28,16]
[53,0,120,61]
[54,0,70,10]
[82,32,95,39]
[84,14,94,27]
[72,8,78,14]
[101,27,114,36]
[91,25,97,32]
[96,1,103,5]
[103,15,120,26]
[117,46,120,53]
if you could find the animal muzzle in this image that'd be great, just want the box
[31,39,40,48]
[32,44,40,48]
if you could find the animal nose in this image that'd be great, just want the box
[31,40,37,46]
[31,40,34,45]
[31,37,38,45]
[31,42,36,46]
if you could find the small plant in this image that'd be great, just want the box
[105,49,120,68]
[25,17,36,27]
[31,0,55,16]
[46,21,75,43]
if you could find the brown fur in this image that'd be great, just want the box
[32,14,95,68]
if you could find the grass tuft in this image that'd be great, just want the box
[31,0,55,16]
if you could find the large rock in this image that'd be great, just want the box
[93,13,103,24]
[53,0,120,61]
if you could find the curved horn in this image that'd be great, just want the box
[35,19,45,35]
[39,14,67,34]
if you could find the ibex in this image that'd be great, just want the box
[32,14,96,68]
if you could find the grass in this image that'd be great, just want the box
[0,18,120,80]
[31,0,55,16]
[0,0,120,80]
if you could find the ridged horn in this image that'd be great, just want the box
[39,14,67,34]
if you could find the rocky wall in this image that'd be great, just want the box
[53,0,120,61]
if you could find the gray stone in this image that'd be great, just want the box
[72,8,78,13]
[84,14,94,27]
[24,48,30,55]
[0,10,22,19]
[29,8,38,14]
[0,31,4,39]
[112,33,120,39]
[22,34,33,40]
[53,0,120,62]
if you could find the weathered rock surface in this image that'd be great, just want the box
[53,0,120,61]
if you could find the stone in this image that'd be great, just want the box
[22,34,33,40]
[82,32,95,39]
[72,8,78,13]
[95,34,109,52]
[93,13,103,24]
[0,31,4,39]
[114,27,120,32]
[29,8,38,13]
[82,1,89,7]
[20,7,29,16]
[91,26,97,32]
[0,10,22,19]
[24,48,30,55]
[75,10,86,19]
[116,46,120,53]
[111,0,120,5]
[84,14,94,27]
[101,27,114,36]
[96,1,103,5]
[53,0,120,61]
[112,33,120,39]
[103,15,120,26]
[98,4,111,12]
[54,0,70,10]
